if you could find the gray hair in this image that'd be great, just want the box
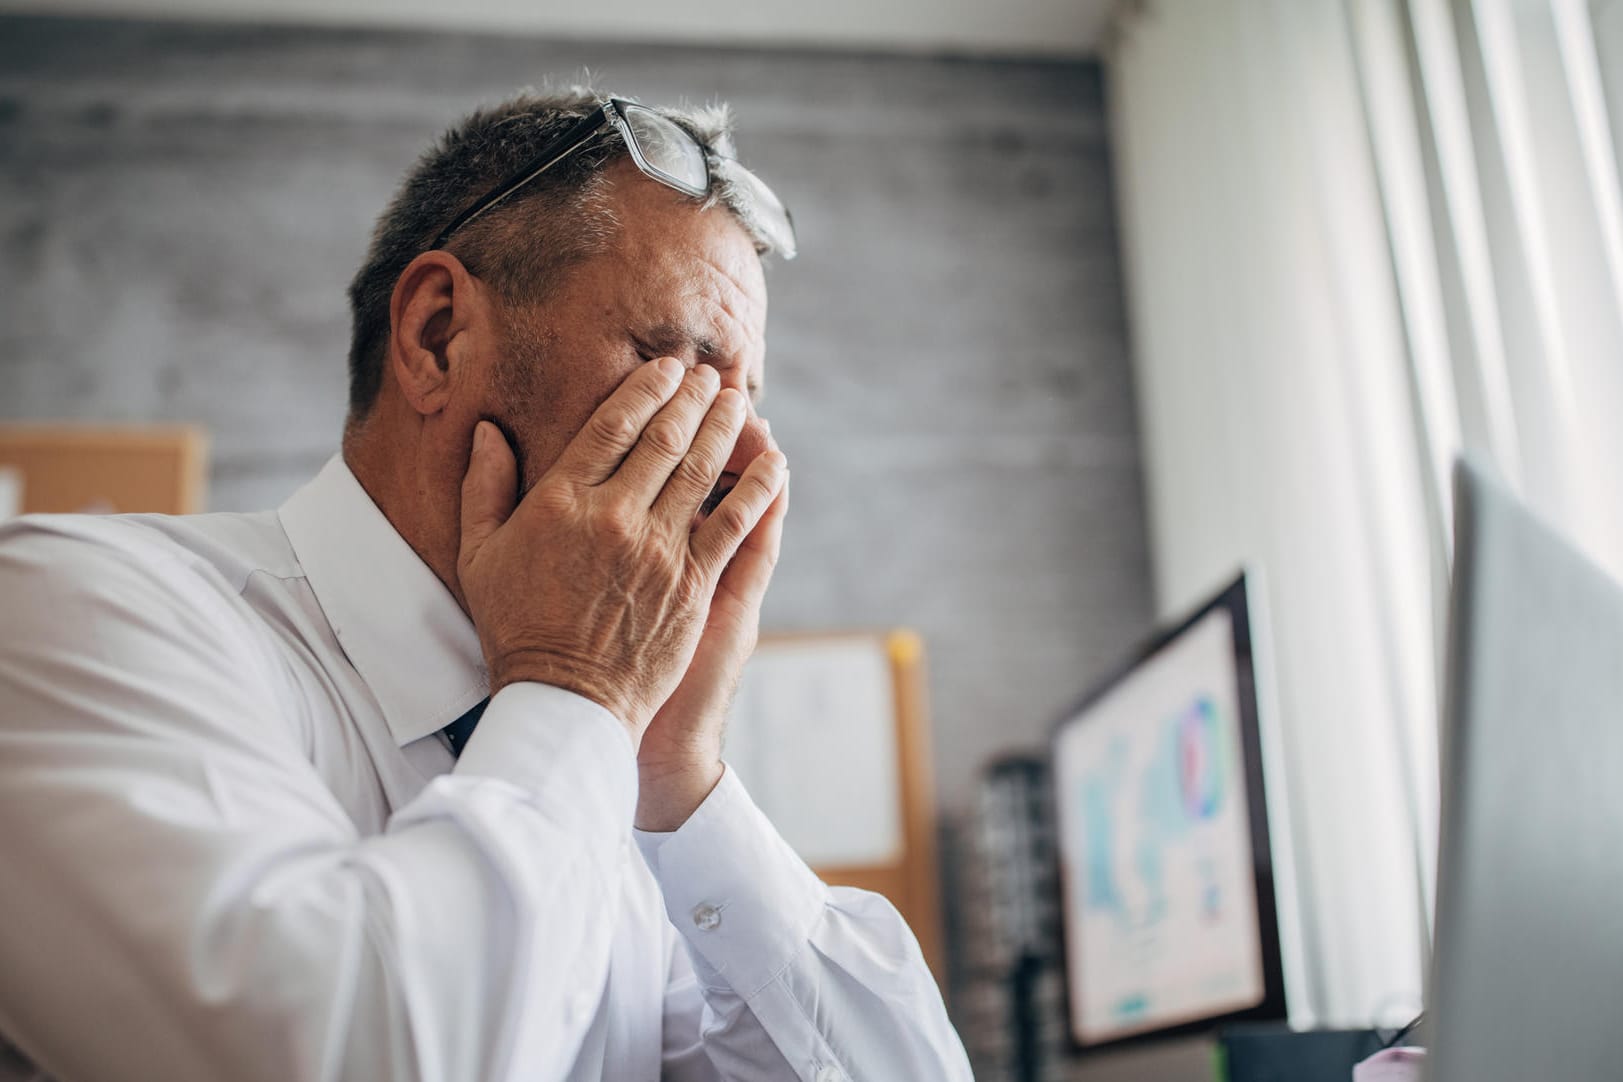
[344,87,782,419]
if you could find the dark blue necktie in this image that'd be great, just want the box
[441,697,489,759]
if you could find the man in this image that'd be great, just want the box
[0,90,972,1081]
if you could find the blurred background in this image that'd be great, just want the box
[5,0,1623,1079]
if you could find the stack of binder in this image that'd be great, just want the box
[950,756,1080,1082]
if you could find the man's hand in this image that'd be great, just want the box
[456,358,787,745]
[634,470,788,831]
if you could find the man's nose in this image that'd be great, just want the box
[723,406,774,479]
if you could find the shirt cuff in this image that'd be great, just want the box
[634,765,830,998]
[453,682,637,837]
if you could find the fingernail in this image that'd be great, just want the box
[474,422,487,452]
[655,357,682,383]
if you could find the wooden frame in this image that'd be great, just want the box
[0,425,207,516]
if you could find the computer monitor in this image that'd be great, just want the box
[1051,573,1287,1050]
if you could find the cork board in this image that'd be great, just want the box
[737,630,944,981]
[0,425,207,515]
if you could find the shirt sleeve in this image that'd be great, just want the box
[0,522,635,1082]
[634,766,973,1082]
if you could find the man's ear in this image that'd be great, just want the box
[387,250,481,417]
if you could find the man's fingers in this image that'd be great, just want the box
[459,421,518,561]
[712,474,789,617]
[654,388,747,520]
[613,365,722,503]
[550,358,684,487]
[744,473,789,566]
[689,451,787,578]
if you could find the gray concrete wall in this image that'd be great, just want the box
[0,14,1154,816]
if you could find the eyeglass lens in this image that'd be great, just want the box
[723,160,797,258]
[619,104,708,196]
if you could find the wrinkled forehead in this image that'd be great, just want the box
[603,165,769,362]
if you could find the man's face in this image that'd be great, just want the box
[484,160,774,517]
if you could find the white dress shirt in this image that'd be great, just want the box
[0,456,971,1082]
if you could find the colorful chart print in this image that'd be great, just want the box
[1178,696,1225,822]
[1054,606,1265,1045]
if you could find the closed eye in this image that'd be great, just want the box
[631,331,761,406]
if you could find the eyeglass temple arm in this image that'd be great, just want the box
[428,105,613,250]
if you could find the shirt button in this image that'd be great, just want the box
[691,903,722,931]
[815,1065,844,1082]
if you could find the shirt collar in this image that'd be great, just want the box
[279,454,488,747]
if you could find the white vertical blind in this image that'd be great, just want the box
[1107,0,1435,1026]
[1107,0,1623,1028]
